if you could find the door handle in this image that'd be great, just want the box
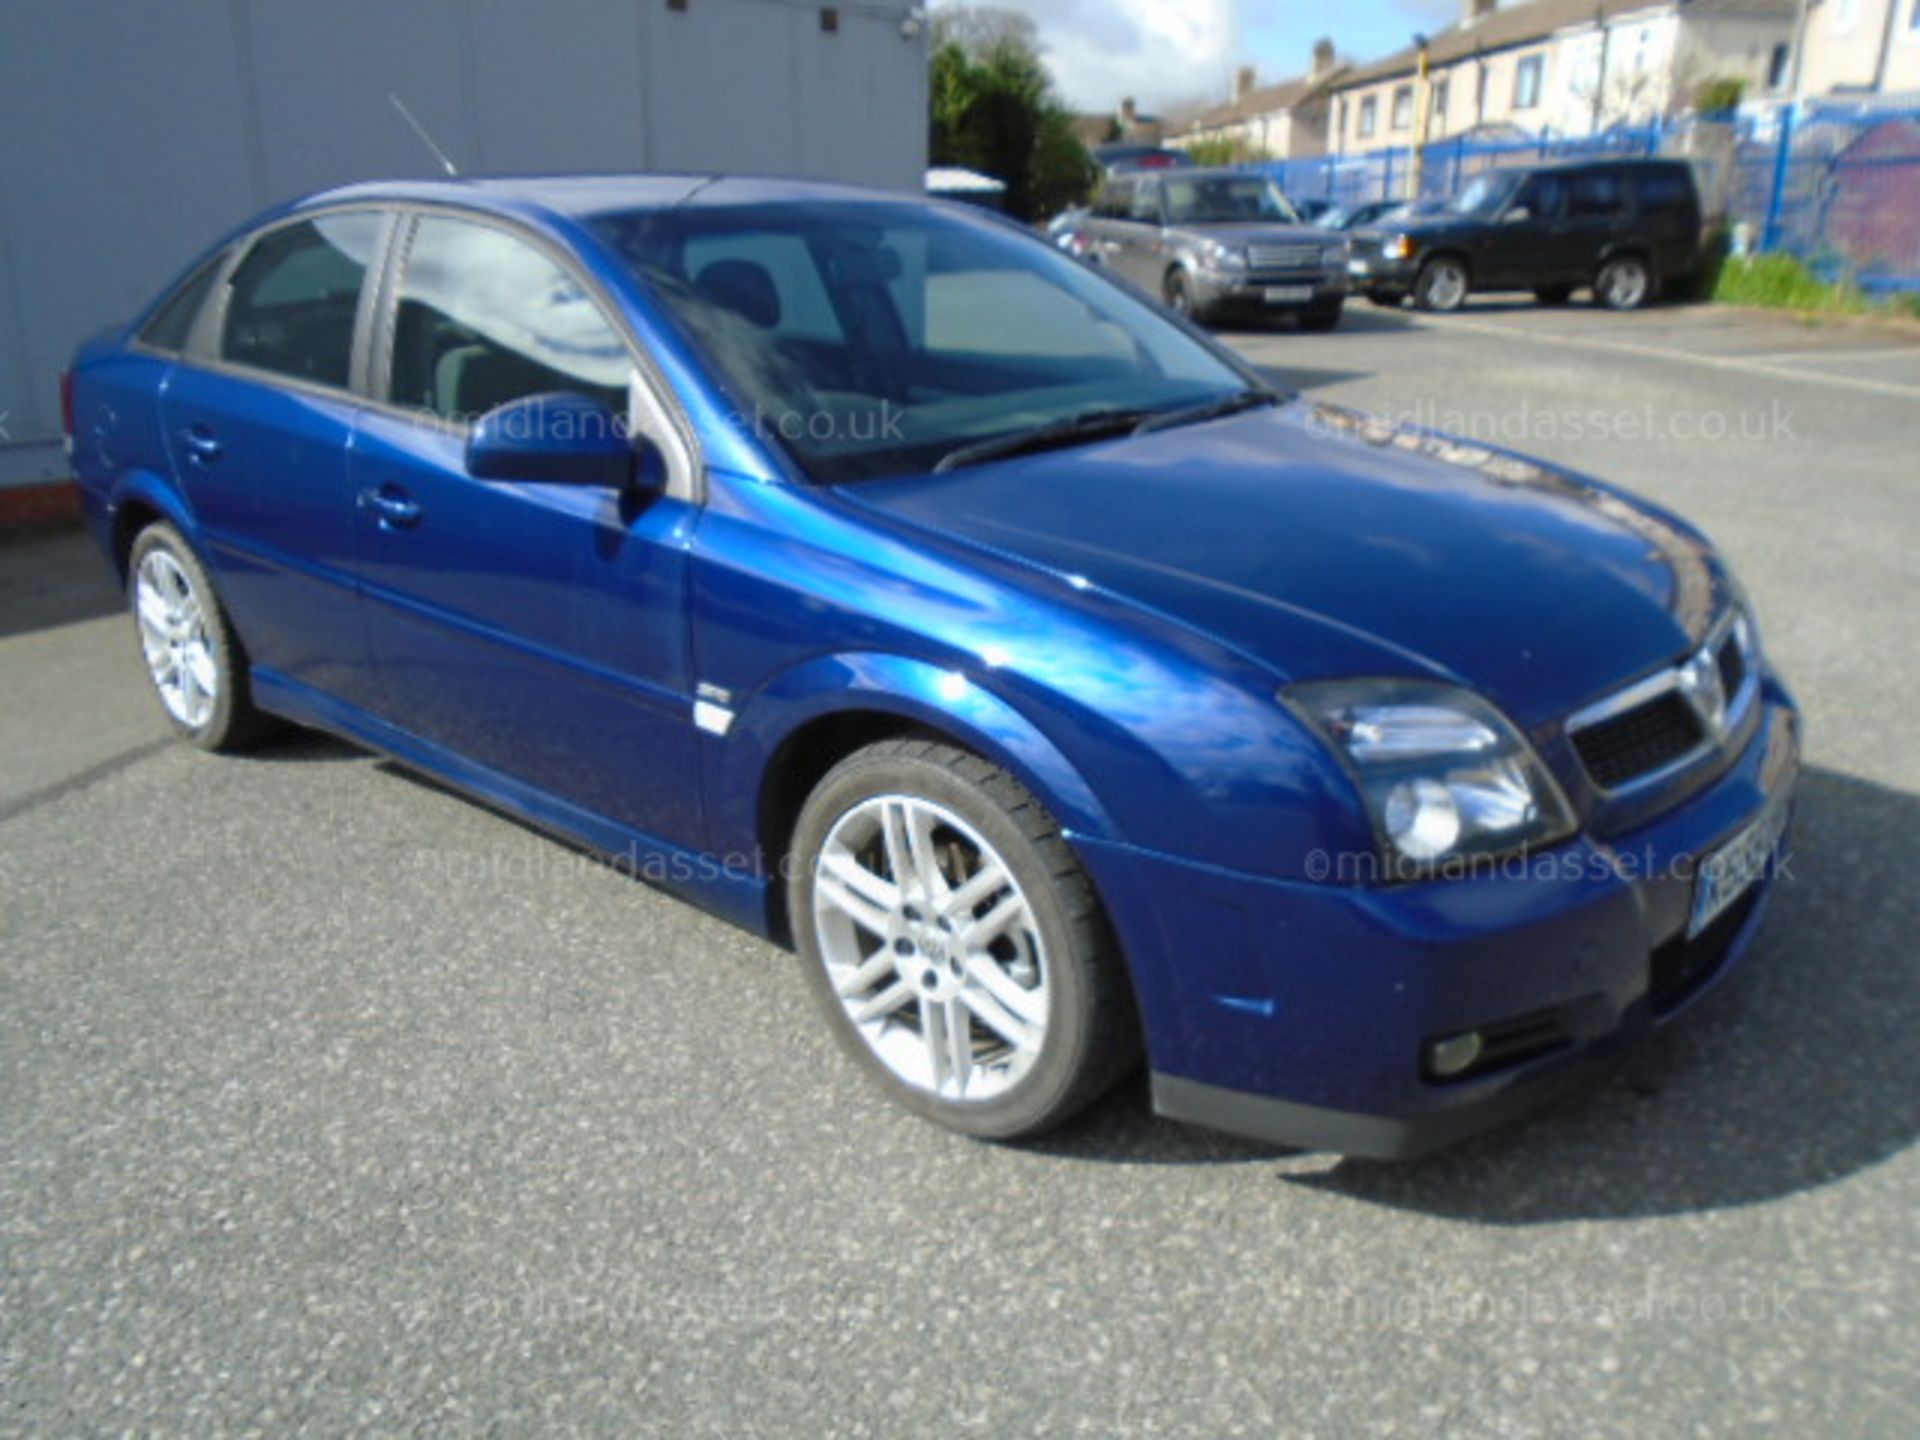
[357,485,424,529]
[179,426,222,463]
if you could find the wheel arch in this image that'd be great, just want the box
[106,473,199,582]
[720,653,1123,939]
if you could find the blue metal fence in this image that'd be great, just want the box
[1248,100,1920,293]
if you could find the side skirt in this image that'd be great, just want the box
[250,667,776,937]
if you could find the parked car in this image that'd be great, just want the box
[1091,143,1193,176]
[1348,158,1706,311]
[1081,167,1349,329]
[1045,204,1093,256]
[68,175,1797,1158]
[1321,199,1410,231]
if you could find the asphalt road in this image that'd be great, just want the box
[3,302,1917,1437]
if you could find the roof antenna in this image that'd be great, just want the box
[389,94,460,178]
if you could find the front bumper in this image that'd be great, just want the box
[1192,266,1347,313]
[1346,251,1419,291]
[1073,678,1800,1159]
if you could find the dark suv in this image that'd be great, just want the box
[1347,159,1704,312]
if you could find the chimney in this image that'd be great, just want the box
[1120,96,1137,125]
[1235,65,1257,100]
[1462,0,1497,24]
[1311,38,1335,78]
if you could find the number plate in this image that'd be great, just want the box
[1263,285,1314,303]
[1688,798,1789,939]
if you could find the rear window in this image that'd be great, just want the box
[139,253,225,352]
[1635,170,1695,218]
[221,213,383,389]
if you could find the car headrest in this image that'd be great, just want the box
[694,259,782,330]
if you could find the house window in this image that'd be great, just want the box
[1514,53,1545,110]
[1433,78,1450,132]
[1766,42,1790,90]
[1392,85,1414,130]
[1359,95,1378,137]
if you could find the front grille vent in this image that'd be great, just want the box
[1246,243,1320,270]
[1570,692,1705,789]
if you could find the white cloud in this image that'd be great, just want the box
[952,0,1243,114]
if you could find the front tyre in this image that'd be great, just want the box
[1413,255,1470,312]
[1594,254,1652,311]
[128,522,272,752]
[789,738,1138,1140]
[1164,268,1201,322]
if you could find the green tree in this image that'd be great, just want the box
[929,7,1096,220]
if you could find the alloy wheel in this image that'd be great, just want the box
[811,794,1050,1103]
[135,549,218,729]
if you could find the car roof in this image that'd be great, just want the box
[296,172,906,223]
[1515,157,1693,179]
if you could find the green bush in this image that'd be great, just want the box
[1694,76,1746,115]
[1183,136,1271,167]
[1712,254,1868,314]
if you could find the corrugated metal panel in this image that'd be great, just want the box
[0,0,929,487]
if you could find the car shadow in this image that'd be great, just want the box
[1214,306,1422,340]
[0,523,124,639]
[1042,766,1920,1214]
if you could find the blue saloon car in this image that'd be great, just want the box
[66,175,1799,1157]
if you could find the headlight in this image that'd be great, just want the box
[1383,233,1417,261]
[1201,240,1247,270]
[1285,678,1577,880]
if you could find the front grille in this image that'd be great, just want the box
[1649,886,1759,1012]
[1570,692,1705,789]
[1246,243,1320,269]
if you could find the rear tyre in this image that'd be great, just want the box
[128,522,274,752]
[1534,285,1575,306]
[1413,256,1469,312]
[1299,298,1345,332]
[1594,254,1653,311]
[789,737,1139,1140]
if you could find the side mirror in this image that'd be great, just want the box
[466,391,654,490]
[1502,205,1534,224]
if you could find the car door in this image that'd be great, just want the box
[158,208,392,712]
[1564,168,1632,282]
[349,209,703,847]
[1481,172,1569,289]
[1083,178,1134,274]
[1117,178,1170,291]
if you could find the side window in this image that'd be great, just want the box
[1636,171,1692,218]
[1127,182,1162,224]
[1096,180,1133,220]
[1569,172,1626,219]
[1513,174,1566,220]
[221,214,382,388]
[140,253,225,352]
[388,215,631,424]
[681,231,844,344]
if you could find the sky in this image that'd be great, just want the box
[944,0,1465,115]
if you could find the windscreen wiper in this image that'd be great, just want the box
[1131,388,1280,435]
[933,407,1159,474]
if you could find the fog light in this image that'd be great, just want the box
[1426,1030,1484,1078]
